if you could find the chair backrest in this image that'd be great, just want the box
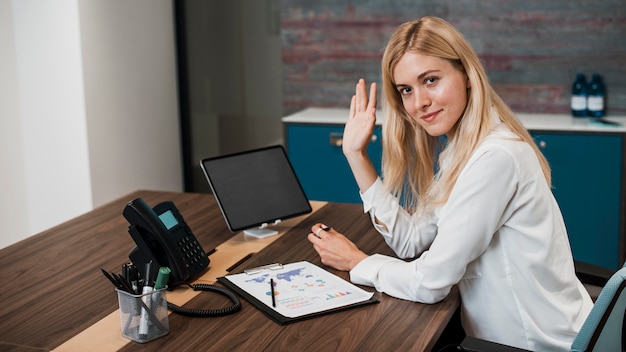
[571,264,626,351]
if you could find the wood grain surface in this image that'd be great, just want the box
[0,191,459,352]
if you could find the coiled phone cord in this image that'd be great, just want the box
[167,283,241,317]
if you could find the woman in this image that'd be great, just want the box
[307,16,592,351]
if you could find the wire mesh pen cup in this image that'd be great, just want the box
[116,287,169,343]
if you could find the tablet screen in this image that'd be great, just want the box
[200,145,312,236]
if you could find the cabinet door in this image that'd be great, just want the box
[286,124,382,203]
[533,132,622,270]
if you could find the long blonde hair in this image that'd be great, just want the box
[380,17,550,211]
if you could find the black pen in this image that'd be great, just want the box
[101,268,121,289]
[270,278,276,308]
[121,263,129,282]
[112,272,135,293]
[128,263,139,293]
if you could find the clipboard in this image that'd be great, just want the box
[217,261,379,325]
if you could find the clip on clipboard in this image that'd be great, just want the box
[244,263,283,275]
[217,261,379,325]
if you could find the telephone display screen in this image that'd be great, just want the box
[158,210,179,230]
[200,145,312,232]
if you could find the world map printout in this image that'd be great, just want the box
[223,261,375,318]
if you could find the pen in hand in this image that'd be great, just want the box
[313,225,332,239]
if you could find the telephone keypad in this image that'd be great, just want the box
[177,232,208,272]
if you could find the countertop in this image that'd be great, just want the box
[283,107,626,133]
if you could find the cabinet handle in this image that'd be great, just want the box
[329,132,343,146]
[538,140,547,149]
[329,133,378,147]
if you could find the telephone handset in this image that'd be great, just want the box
[123,197,210,286]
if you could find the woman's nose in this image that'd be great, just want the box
[414,90,431,111]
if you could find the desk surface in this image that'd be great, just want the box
[0,190,459,351]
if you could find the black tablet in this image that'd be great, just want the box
[200,145,312,237]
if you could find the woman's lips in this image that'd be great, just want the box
[421,110,441,123]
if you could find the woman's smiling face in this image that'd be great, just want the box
[393,52,470,137]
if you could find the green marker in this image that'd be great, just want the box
[154,267,171,290]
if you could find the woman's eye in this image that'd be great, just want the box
[399,87,412,95]
[425,77,438,84]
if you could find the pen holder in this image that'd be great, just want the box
[116,288,169,343]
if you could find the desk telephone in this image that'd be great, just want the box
[122,197,241,317]
[123,197,210,286]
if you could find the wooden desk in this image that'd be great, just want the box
[0,190,459,351]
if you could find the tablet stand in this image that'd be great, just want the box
[243,228,279,238]
[243,220,281,238]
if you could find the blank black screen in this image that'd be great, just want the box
[200,145,312,232]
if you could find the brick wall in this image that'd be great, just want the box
[281,1,626,116]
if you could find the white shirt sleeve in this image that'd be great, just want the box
[351,144,520,303]
[359,178,438,258]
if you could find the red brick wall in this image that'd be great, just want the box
[281,1,626,116]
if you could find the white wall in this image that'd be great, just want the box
[0,0,183,249]
[79,1,183,207]
[0,0,29,247]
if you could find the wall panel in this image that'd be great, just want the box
[281,1,626,115]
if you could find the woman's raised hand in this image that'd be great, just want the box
[343,79,377,157]
[342,79,379,193]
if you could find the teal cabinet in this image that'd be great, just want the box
[285,124,382,203]
[532,132,623,270]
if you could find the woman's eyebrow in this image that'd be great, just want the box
[417,69,440,80]
[395,69,441,88]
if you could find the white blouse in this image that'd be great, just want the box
[350,122,593,351]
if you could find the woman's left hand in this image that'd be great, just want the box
[307,223,368,271]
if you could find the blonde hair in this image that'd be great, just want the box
[380,16,550,211]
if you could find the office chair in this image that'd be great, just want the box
[459,261,626,352]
